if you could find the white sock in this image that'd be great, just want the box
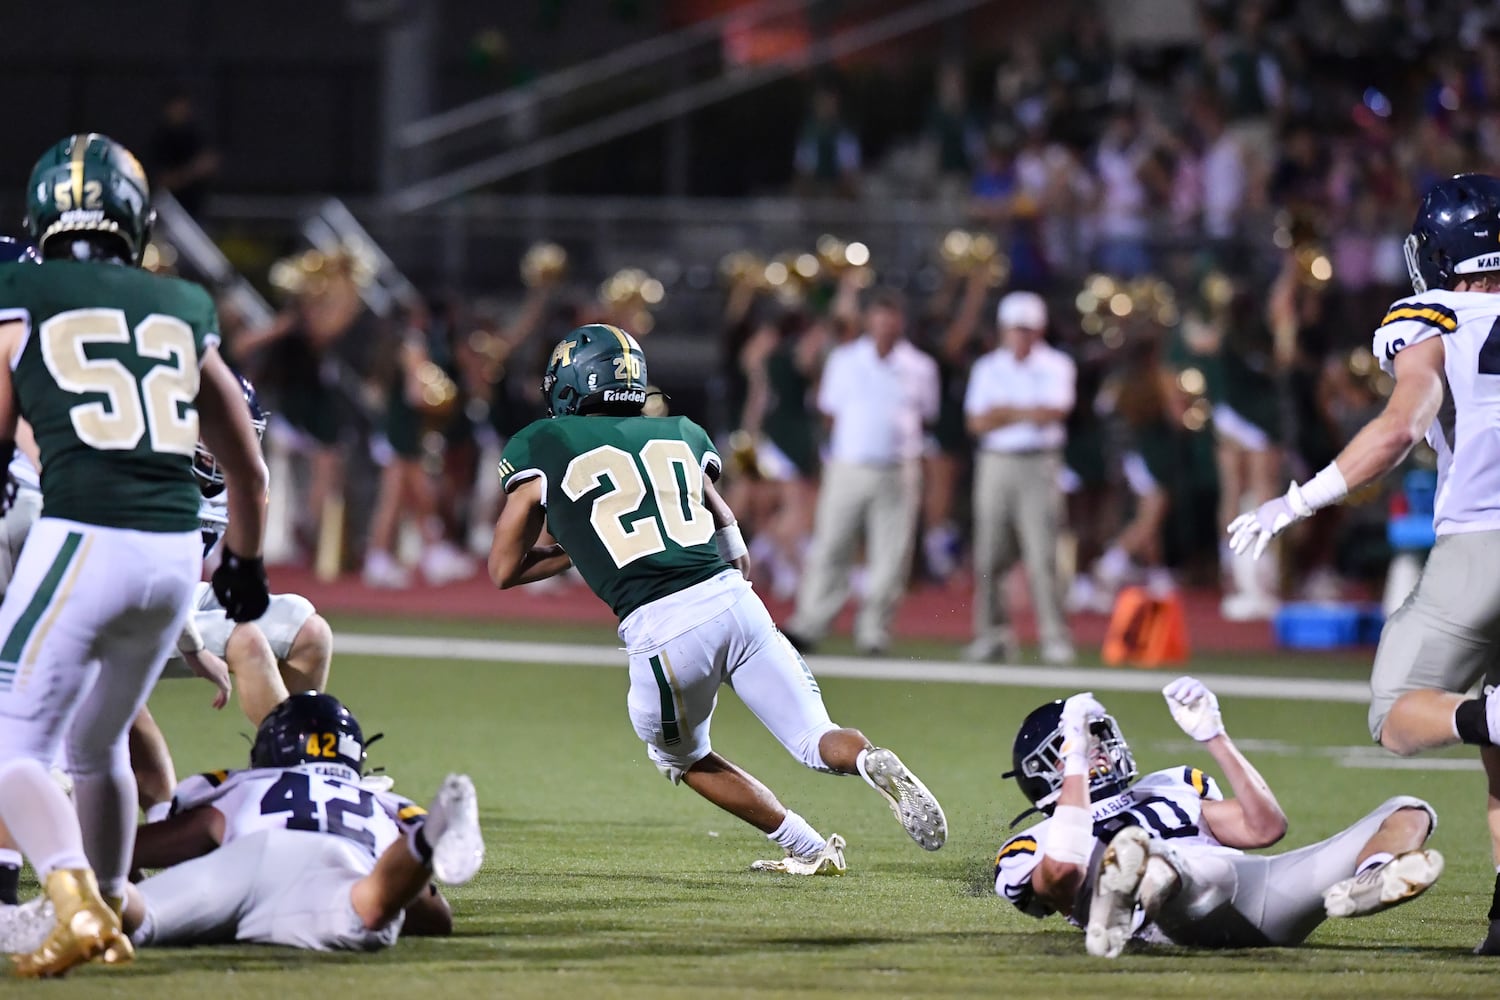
[0,848,20,868]
[70,752,139,900]
[1357,851,1394,876]
[0,758,89,878]
[769,811,826,858]
[1486,686,1500,745]
[144,801,171,825]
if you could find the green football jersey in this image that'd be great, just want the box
[500,415,729,619]
[0,260,219,532]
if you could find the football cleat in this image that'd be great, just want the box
[1137,852,1182,919]
[0,898,55,956]
[11,869,130,978]
[1087,826,1150,959]
[1474,919,1500,955]
[751,834,847,876]
[1324,849,1444,918]
[424,774,484,885]
[857,748,946,851]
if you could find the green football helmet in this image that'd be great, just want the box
[542,324,649,417]
[24,133,154,265]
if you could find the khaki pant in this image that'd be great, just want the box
[789,460,921,649]
[972,450,1070,650]
[1368,529,1500,741]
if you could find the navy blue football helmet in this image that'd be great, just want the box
[1004,699,1138,819]
[1405,173,1500,294]
[193,373,267,497]
[251,693,368,774]
[0,237,39,263]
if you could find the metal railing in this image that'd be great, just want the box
[154,191,276,328]
[394,0,810,153]
[390,0,999,213]
[301,198,421,318]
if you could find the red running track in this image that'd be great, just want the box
[270,565,1290,655]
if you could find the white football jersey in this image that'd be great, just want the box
[1374,290,1500,534]
[171,764,425,859]
[994,767,1231,919]
[8,450,38,493]
[198,491,228,558]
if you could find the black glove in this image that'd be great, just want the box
[0,439,15,516]
[212,548,269,622]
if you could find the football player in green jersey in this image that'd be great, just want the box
[489,324,946,875]
[0,133,269,977]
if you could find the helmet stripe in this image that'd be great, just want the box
[69,135,88,210]
[603,324,642,385]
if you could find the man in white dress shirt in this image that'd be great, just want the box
[785,291,939,655]
[965,291,1077,664]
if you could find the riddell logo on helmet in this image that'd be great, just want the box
[603,389,646,403]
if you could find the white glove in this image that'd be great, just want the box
[1162,676,1223,742]
[1226,482,1311,559]
[1059,692,1106,773]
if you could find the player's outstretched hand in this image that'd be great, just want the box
[1227,483,1312,559]
[1059,692,1106,766]
[185,648,233,710]
[1163,676,1224,742]
[213,549,270,623]
[1060,692,1105,732]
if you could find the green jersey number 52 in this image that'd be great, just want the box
[41,307,201,455]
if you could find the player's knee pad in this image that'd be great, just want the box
[788,722,840,772]
[1378,795,1438,836]
[645,743,709,785]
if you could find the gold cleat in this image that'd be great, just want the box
[11,869,129,978]
[99,895,134,966]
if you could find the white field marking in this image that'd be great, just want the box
[1155,739,1483,772]
[334,633,1369,702]
[340,634,1478,771]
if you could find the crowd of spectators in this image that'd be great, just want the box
[199,0,1500,651]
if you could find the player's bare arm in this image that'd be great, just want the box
[399,883,453,937]
[1327,338,1445,492]
[703,478,750,579]
[488,477,571,588]
[1228,336,1444,559]
[1197,737,1287,849]
[1163,677,1287,849]
[1029,693,1106,915]
[132,805,225,870]
[1029,768,1088,915]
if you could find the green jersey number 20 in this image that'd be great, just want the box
[40,307,201,455]
[561,439,714,567]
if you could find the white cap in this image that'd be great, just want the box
[997,291,1047,331]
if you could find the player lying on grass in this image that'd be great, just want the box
[995,678,1443,957]
[0,375,335,904]
[489,324,945,875]
[0,693,481,954]
[133,374,336,817]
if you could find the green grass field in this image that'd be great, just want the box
[26,620,1500,997]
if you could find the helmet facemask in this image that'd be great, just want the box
[1015,713,1138,814]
